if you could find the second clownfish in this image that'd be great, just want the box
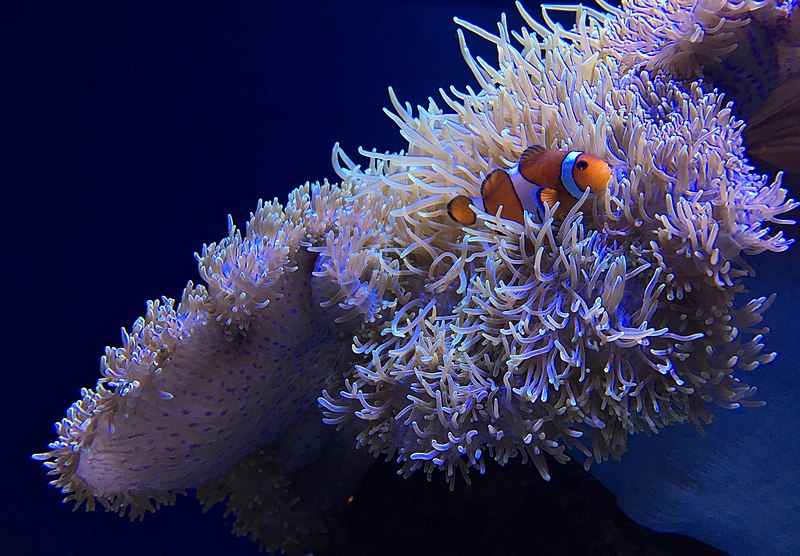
[447,145,611,225]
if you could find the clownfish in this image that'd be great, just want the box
[447,145,612,225]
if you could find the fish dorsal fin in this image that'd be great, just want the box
[518,145,564,188]
[519,145,548,167]
[447,195,477,225]
[481,169,524,224]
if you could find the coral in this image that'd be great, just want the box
[604,0,800,170]
[603,0,795,82]
[37,0,797,553]
[35,180,399,549]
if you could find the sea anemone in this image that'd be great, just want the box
[319,1,796,486]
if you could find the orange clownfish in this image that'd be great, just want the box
[447,145,612,225]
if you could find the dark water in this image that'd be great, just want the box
[5,1,795,554]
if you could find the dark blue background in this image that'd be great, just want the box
[5,1,794,555]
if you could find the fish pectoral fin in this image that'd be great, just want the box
[447,195,478,225]
[481,169,525,224]
[538,187,559,208]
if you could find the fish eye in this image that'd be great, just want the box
[576,160,589,170]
